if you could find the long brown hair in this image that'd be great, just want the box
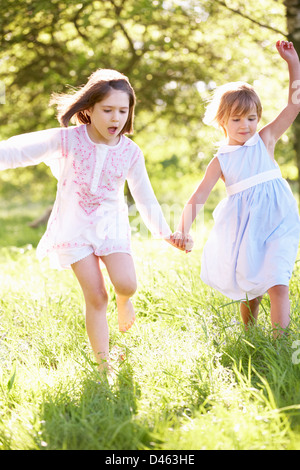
[50,69,136,133]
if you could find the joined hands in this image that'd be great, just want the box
[166,231,194,253]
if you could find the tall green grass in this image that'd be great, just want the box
[0,203,300,450]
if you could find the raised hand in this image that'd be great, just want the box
[276,40,299,64]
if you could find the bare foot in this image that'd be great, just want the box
[110,345,126,362]
[96,355,112,373]
[97,363,115,386]
[116,297,136,332]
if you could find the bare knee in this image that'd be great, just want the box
[114,277,137,298]
[241,295,262,309]
[252,295,263,308]
[86,287,109,311]
[240,295,263,325]
[268,285,289,299]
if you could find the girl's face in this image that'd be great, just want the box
[223,104,259,146]
[86,89,130,145]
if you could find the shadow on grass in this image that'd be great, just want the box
[39,361,160,451]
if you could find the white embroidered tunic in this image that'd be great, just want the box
[0,125,172,268]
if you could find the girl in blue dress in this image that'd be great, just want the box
[172,41,300,335]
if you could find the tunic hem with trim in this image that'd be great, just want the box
[0,125,172,269]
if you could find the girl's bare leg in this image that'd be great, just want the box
[72,254,110,370]
[101,253,137,332]
[240,296,263,328]
[268,284,290,336]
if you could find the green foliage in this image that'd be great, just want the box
[0,205,300,450]
[1,0,299,202]
[1,2,300,451]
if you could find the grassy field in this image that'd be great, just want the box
[0,201,300,450]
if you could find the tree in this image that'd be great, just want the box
[213,0,300,193]
[0,0,296,200]
[285,0,300,193]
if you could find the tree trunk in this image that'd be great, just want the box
[284,0,300,194]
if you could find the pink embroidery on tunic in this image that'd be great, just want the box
[35,125,171,268]
[71,127,132,215]
[61,128,68,159]
[99,145,130,191]
[72,127,98,214]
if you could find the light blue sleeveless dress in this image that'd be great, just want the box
[200,132,300,301]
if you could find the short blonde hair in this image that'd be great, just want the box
[204,82,262,137]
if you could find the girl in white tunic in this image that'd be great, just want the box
[172,41,300,335]
[0,69,182,371]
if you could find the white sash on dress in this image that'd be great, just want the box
[226,168,282,196]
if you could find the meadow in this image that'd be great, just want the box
[0,199,300,451]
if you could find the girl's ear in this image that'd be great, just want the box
[219,121,228,137]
